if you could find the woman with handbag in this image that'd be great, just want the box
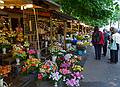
[109,27,120,64]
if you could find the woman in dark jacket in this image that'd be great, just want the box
[92,26,104,60]
[102,29,110,56]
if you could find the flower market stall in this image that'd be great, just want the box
[20,7,87,87]
[0,0,46,86]
[61,20,93,56]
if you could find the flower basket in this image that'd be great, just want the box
[0,44,11,54]
[0,65,11,86]
[49,72,62,87]
[13,50,27,60]
[21,58,42,77]
[12,44,27,60]
[76,45,86,51]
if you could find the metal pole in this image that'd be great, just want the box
[78,23,79,32]
[23,9,25,35]
[33,8,41,58]
[118,19,119,29]
[50,17,53,46]
[64,21,67,49]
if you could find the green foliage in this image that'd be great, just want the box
[0,44,11,49]
[53,0,120,27]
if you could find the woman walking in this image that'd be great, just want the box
[109,27,120,64]
[92,26,104,60]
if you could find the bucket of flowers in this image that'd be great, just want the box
[36,60,58,86]
[65,71,84,87]
[76,42,86,56]
[49,71,62,87]
[76,42,86,50]
[57,54,84,87]
[0,65,11,87]
[39,60,58,80]
[47,60,62,87]
[12,44,27,65]
[21,58,42,77]
[66,56,84,87]
[0,38,11,54]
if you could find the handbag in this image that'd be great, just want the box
[108,40,117,50]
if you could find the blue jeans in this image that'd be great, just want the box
[94,44,102,59]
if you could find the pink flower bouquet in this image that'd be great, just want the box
[28,49,36,55]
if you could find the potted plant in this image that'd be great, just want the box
[0,65,11,87]
[0,41,11,54]
[13,44,27,65]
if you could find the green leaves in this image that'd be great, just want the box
[52,0,120,27]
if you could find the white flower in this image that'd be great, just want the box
[49,72,62,81]
[64,54,73,60]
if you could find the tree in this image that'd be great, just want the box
[53,0,119,27]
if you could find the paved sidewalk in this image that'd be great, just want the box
[81,46,120,87]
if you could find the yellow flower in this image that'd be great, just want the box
[72,65,83,71]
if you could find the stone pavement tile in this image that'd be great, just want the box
[25,81,53,87]
[10,75,34,87]
[80,81,108,87]
[81,46,120,87]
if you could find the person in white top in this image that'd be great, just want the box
[109,27,120,64]
[112,32,120,45]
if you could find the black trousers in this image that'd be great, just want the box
[110,50,118,63]
[94,44,102,59]
[110,44,119,63]
[103,42,107,56]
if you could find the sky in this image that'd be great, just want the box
[100,0,120,31]
[114,0,120,5]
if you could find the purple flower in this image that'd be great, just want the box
[66,78,80,87]
[72,72,83,79]
[66,78,76,86]
[60,62,70,68]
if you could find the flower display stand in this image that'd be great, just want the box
[0,78,3,87]
[2,48,6,54]
[77,50,86,56]
[52,56,57,63]
[54,81,58,87]
[16,58,20,65]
